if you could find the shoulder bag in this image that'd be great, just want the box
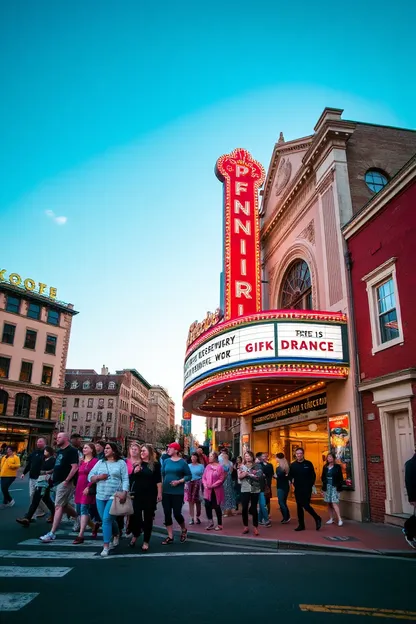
[109,463,134,516]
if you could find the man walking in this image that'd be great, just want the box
[255,452,272,527]
[403,447,416,549]
[39,432,79,542]
[21,438,49,519]
[289,448,322,532]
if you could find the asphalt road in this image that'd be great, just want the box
[1,484,415,622]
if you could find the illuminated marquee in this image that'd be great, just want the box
[0,269,57,300]
[215,148,265,321]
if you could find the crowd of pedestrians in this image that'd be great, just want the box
[0,432,359,555]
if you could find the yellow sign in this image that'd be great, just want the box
[0,269,57,300]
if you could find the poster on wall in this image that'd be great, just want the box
[241,434,250,454]
[328,413,354,489]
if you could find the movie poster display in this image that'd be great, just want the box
[328,413,353,489]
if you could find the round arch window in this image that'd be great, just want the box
[365,169,388,193]
[280,260,312,310]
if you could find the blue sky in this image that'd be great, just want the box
[1,1,415,440]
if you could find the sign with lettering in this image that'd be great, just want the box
[252,392,327,429]
[329,413,353,489]
[184,320,348,389]
[0,269,57,300]
[215,148,265,321]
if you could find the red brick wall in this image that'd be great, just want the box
[347,124,416,214]
[348,180,416,381]
[361,391,385,522]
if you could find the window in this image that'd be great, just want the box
[108,381,116,390]
[97,411,103,422]
[96,382,103,390]
[74,398,79,407]
[14,393,31,417]
[2,323,16,345]
[107,412,112,422]
[280,260,313,310]
[86,412,92,421]
[27,303,41,320]
[19,361,33,383]
[98,398,104,408]
[363,257,404,354]
[36,396,52,420]
[106,426,111,435]
[71,380,79,389]
[6,296,20,314]
[0,390,8,415]
[108,398,114,408]
[85,426,90,435]
[47,309,60,326]
[365,169,388,193]
[72,412,78,421]
[24,330,37,350]
[0,357,11,379]
[62,398,67,407]
[83,380,91,390]
[71,426,77,433]
[41,365,53,386]
[45,335,57,355]
[87,398,93,408]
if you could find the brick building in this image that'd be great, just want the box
[0,271,78,451]
[344,154,416,524]
[63,366,150,444]
[146,386,171,445]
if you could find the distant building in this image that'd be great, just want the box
[63,366,150,443]
[147,386,171,445]
[168,397,175,428]
[0,271,78,451]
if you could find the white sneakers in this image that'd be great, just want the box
[338,520,344,526]
[40,531,56,542]
[326,517,343,526]
[101,547,110,557]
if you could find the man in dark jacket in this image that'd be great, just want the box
[21,438,48,518]
[289,448,322,531]
[403,449,416,549]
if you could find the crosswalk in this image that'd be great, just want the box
[0,522,102,611]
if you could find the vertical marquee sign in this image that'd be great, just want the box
[215,148,265,321]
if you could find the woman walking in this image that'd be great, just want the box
[126,441,141,475]
[321,453,344,526]
[161,442,192,545]
[0,446,20,508]
[219,450,236,517]
[88,442,129,557]
[238,451,262,536]
[202,452,225,531]
[185,452,204,525]
[129,444,162,551]
[73,443,99,544]
[275,452,291,524]
[16,446,56,526]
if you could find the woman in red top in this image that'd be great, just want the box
[202,452,225,531]
[73,443,99,544]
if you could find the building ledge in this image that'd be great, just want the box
[384,513,406,528]
[358,368,416,392]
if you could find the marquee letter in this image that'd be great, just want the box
[24,278,35,291]
[0,269,5,281]
[49,287,57,299]
[234,200,250,215]
[240,240,246,255]
[235,182,248,195]
[9,273,21,286]
[38,283,47,295]
[281,340,289,349]
[240,259,247,276]
[235,281,252,299]
[236,165,249,177]
[234,219,251,235]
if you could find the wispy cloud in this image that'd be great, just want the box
[45,209,67,225]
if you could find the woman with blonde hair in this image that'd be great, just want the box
[238,451,263,535]
[129,443,162,551]
[275,452,291,524]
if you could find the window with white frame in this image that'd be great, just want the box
[363,257,404,354]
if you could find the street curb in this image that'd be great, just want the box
[153,525,416,558]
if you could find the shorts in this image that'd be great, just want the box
[54,482,75,507]
[76,503,92,516]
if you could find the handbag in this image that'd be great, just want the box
[110,492,134,516]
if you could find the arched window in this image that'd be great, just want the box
[14,393,32,418]
[36,396,52,420]
[0,390,8,416]
[280,260,313,310]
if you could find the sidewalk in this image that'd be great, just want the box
[154,497,415,557]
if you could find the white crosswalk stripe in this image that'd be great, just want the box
[0,566,72,577]
[0,593,39,611]
[19,539,101,547]
[0,550,99,560]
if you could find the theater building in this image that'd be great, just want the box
[0,270,78,452]
[344,154,416,524]
[182,109,416,521]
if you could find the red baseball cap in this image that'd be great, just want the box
[168,442,181,451]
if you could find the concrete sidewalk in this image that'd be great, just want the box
[154,497,415,557]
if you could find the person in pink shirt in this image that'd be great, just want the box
[126,441,141,475]
[73,444,99,544]
[202,452,226,531]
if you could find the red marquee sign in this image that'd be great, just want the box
[216,148,265,321]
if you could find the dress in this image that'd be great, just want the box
[221,462,236,511]
[323,469,340,504]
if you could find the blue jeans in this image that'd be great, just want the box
[277,488,290,521]
[96,499,119,544]
[76,503,92,516]
[258,492,269,523]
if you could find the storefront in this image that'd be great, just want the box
[0,417,56,458]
